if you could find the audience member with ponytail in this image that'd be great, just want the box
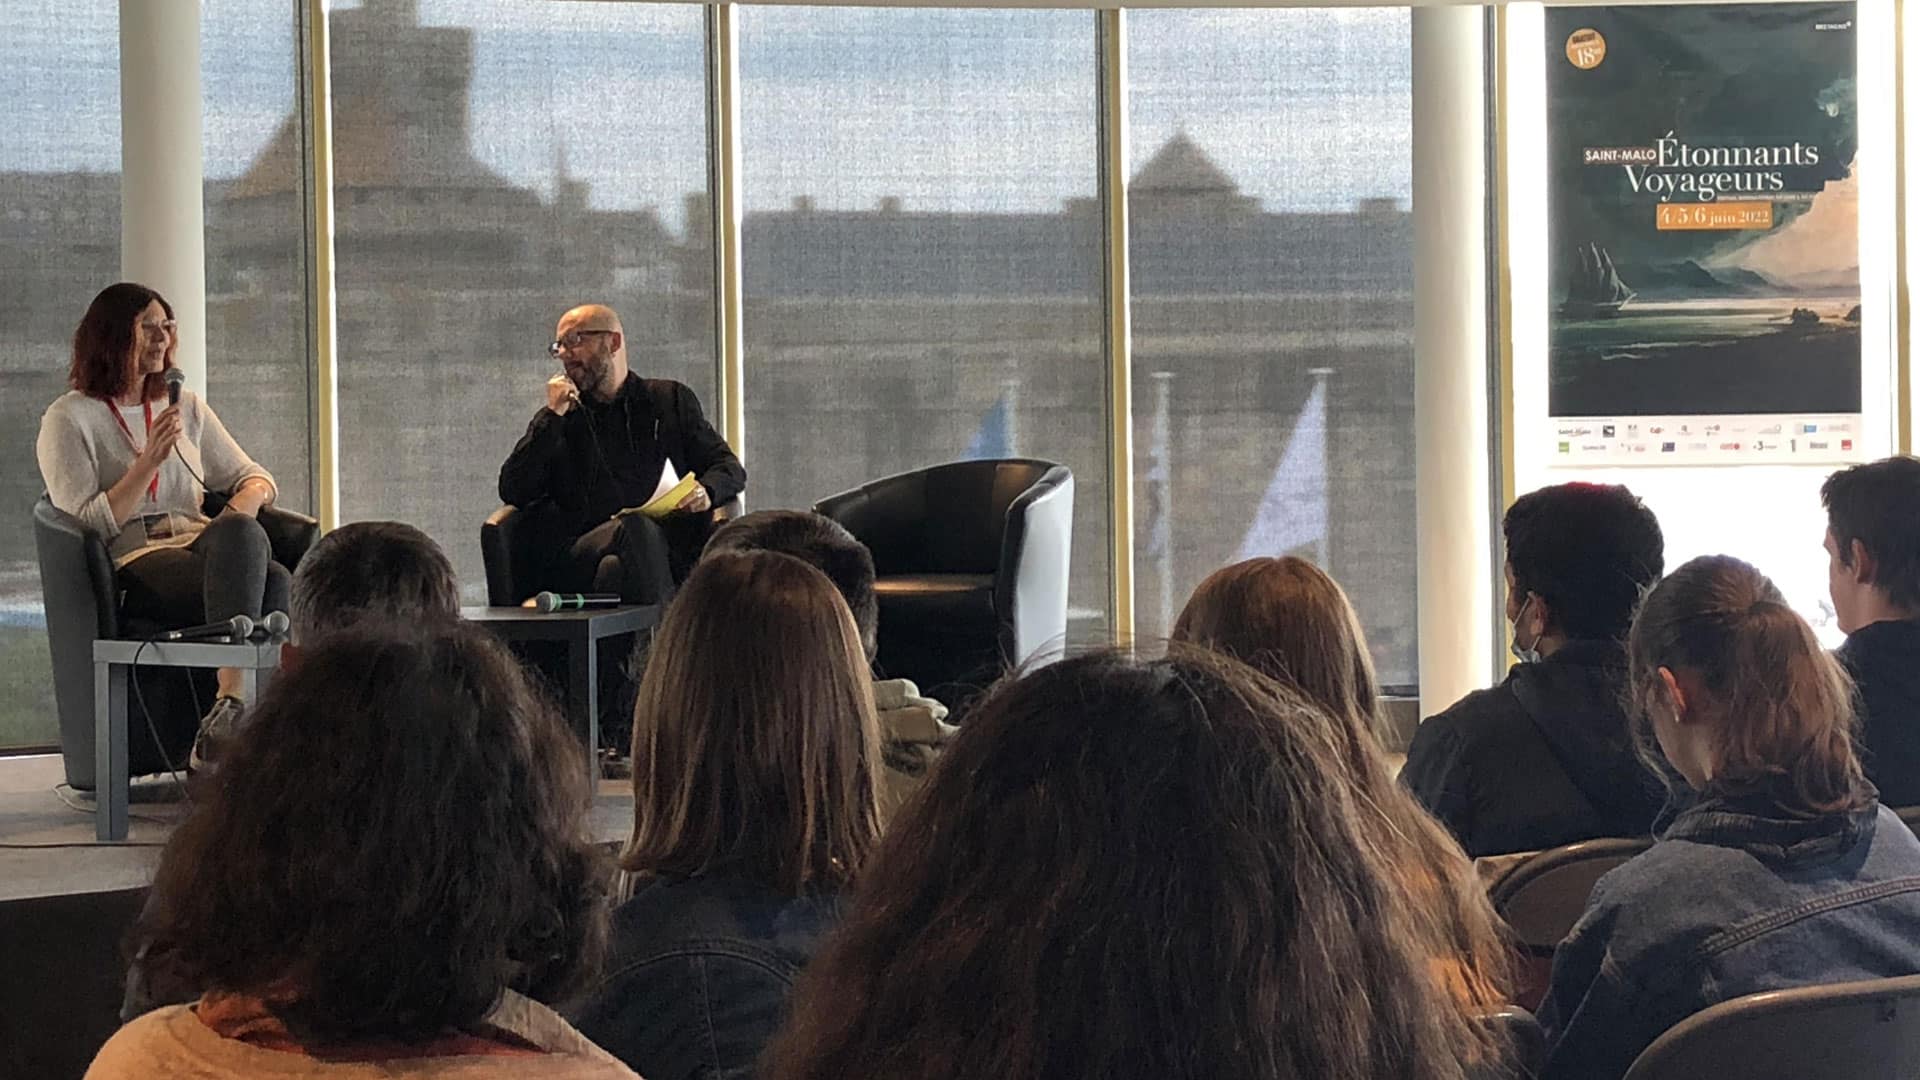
[1538,555,1920,1080]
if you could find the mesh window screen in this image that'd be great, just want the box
[739,7,1110,643]
[0,1,120,747]
[1128,9,1417,687]
[205,0,313,519]
[329,0,713,601]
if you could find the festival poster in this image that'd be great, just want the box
[1546,4,1864,465]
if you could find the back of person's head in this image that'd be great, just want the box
[625,550,881,894]
[703,510,879,662]
[1505,482,1664,640]
[1629,555,1867,814]
[288,521,460,644]
[764,649,1493,1080]
[1822,456,1920,612]
[1172,556,1380,724]
[1170,556,1511,1014]
[132,621,607,1047]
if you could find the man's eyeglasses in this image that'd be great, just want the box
[548,329,614,357]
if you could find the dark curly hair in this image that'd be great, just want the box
[763,649,1495,1080]
[70,281,174,402]
[1505,482,1664,640]
[131,620,610,1046]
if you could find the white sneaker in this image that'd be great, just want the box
[189,696,246,773]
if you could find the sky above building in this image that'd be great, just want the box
[0,0,1410,226]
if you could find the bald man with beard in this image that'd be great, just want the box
[499,303,745,606]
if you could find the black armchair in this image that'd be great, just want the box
[481,496,746,607]
[32,494,319,789]
[814,459,1073,698]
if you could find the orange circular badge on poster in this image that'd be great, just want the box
[1566,28,1607,70]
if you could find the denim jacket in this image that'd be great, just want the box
[567,874,841,1080]
[1537,789,1920,1080]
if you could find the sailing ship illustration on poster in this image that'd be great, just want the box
[1559,242,1636,319]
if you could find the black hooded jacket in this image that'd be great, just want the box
[1837,618,1920,809]
[1401,639,1666,857]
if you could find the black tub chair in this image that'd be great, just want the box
[815,459,1073,702]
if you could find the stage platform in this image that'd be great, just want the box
[0,752,638,902]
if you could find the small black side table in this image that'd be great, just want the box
[462,605,661,759]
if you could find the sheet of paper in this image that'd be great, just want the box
[646,458,680,505]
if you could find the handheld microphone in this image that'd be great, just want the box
[164,367,186,407]
[162,614,254,642]
[250,610,291,641]
[526,591,621,613]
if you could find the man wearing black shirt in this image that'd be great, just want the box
[1824,456,1920,808]
[499,303,745,605]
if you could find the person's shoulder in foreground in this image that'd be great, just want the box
[87,992,636,1079]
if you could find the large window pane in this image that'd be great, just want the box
[1128,9,1417,687]
[205,0,313,518]
[740,7,1109,644]
[330,0,713,600]
[0,1,121,747]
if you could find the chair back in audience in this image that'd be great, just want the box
[1486,837,1652,1007]
[1488,837,1652,947]
[1471,1005,1545,1080]
[0,885,148,1080]
[1896,804,1920,841]
[814,459,1073,697]
[1622,974,1920,1080]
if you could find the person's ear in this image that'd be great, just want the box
[1528,593,1554,638]
[1657,666,1692,723]
[1850,539,1878,588]
[607,330,624,355]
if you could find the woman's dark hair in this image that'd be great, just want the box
[764,649,1493,1080]
[624,550,882,894]
[1628,555,1868,814]
[1172,557,1512,1017]
[70,282,174,401]
[132,621,609,1046]
[1506,482,1664,640]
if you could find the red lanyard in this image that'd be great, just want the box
[104,398,159,502]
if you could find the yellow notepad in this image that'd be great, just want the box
[618,470,702,521]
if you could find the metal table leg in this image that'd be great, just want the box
[94,660,130,841]
[567,635,600,760]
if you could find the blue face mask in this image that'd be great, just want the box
[1510,594,1544,665]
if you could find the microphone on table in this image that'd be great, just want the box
[526,591,621,613]
[164,366,185,407]
[161,614,254,642]
[249,611,291,641]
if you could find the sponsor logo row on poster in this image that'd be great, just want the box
[1552,416,1863,466]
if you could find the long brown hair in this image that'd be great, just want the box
[1173,557,1512,1017]
[763,649,1496,1080]
[623,550,882,894]
[131,621,608,1046]
[1629,554,1868,814]
[70,281,175,401]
